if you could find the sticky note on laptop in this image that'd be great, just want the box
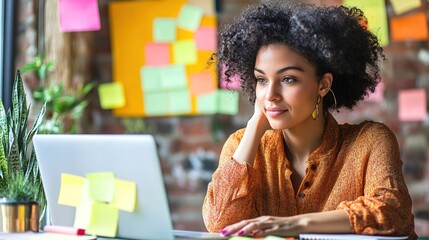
[58,173,85,207]
[111,179,137,212]
[86,172,115,202]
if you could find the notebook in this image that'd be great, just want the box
[33,134,224,240]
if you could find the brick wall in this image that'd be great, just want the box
[15,0,429,235]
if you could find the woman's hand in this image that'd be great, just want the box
[248,102,271,134]
[220,215,304,238]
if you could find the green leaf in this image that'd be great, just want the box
[21,62,39,73]
[82,82,96,96]
[0,129,6,179]
[8,136,21,176]
[26,103,46,147]
[38,64,47,81]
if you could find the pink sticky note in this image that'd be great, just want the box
[190,72,217,96]
[145,43,170,66]
[365,81,384,102]
[195,27,217,51]
[398,88,427,121]
[219,65,241,90]
[59,0,101,32]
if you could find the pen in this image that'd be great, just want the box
[44,225,85,235]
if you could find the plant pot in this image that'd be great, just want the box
[0,201,39,232]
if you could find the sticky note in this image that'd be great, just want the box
[173,40,197,65]
[195,27,217,51]
[144,43,170,66]
[390,0,421,15]
[177,4,204,31]
[365,81,384,102]
[190,72,217,96]
[141,66,163,93]
[58,173,85,207]
[344,0,389,46]
[153,18,176,43]
[59,0,100,32]
[390,12,428,42]
[111,179,137,212]
[86,172,115,203]
[398,89,427,121]
[169,89,191,114]
[160,65,188,90]
[73,199,93,229]
[197,92,218,114]
[218,90,239,115]
[86,202,119,238]
[144,92,169,116]
[98,82,126,109]
[187,0,216,15]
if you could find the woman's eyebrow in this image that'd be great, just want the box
[254,66,305,74]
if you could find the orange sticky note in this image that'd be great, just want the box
[189,72,217,96]
[398,88,427,121]
[390,11,429,42]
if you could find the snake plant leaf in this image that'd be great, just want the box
[26,103,46,147]
[0,129,6,179]
[12,70,27,135]
[8,136,21,176]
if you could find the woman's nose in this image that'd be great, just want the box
[265,82,280,102]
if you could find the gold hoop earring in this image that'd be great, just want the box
[329,88,337,110]
[312,95,322,120]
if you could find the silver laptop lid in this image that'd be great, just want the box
[34,134,174,240]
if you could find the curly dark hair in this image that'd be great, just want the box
[216,2,385,110]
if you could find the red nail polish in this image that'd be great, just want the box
[236,230,244,236]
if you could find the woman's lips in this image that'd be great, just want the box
[265,108,288,118]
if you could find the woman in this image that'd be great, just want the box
[202,2,417,239]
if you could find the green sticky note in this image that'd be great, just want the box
[111,178,137,212]
[217,90,239,115]
[169,89,191,114]
[144,91,169,116]
[141,66,163,93]
[264,236,287,240]
[390,0,420,15]
[173,40,197,65]
[343,0,389,46]
[98,82,126,109]
[177,4,204,31]
[58,173,85,207]
[197,91,218,114]
[160,64,187,90]
[86,172,115,203]
[153,18,176,42]
[86,202,119,238]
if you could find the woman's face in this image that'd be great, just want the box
[254,44,322,130]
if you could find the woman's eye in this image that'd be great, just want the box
[256,77,267,84]
[282,77,296,83]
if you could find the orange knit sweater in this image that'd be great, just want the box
[202,114,416,239]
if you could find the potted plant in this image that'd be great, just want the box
[0,70,46,232]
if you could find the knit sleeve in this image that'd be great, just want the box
[202,129,261,232]
[336,123,415,238]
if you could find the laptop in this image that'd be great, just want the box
[33,134,225,240]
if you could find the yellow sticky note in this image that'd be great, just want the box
[98,82,126,109]
[111,178,137,212]
[73,198,93,229]
[58,173,85,207]
[86,202,119,238]
[390,0,421,15]
[173,40,197,65]
[86,172,115,203]
[343,0,389,46]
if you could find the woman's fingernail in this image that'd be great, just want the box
[220,229,228,236]
[236,230,244,236]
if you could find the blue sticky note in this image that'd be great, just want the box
[177,4,204,31]
[160,65,187,90]
[153,18,176,43]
